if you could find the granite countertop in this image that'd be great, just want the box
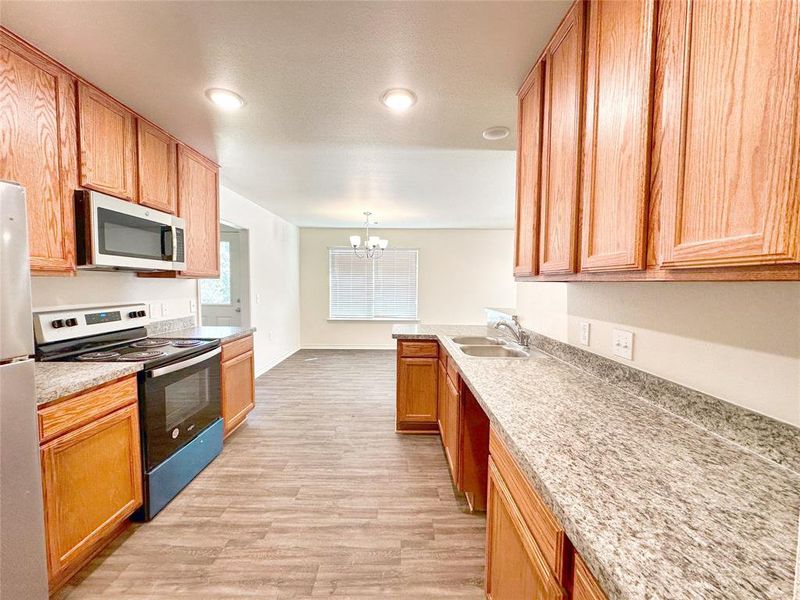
[393,324,800,600]
[35,362,142,405]
[33,326,254,405]
[165,325,255,344]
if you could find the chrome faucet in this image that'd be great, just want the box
[493,316,530,348]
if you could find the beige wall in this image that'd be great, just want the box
[220,186,301,375]
[300,228,516,348]
[516,281,800,426]
[31,270,198,320]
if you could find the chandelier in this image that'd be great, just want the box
[349,212,388,259]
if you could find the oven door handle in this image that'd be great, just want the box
[146,347,221,378]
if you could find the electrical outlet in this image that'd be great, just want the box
[612,329,634,360]
[161,303,169,317]
[267,331,273,342]
[256,293,261,304]
[579,321,590,346]
[148,303,159,319]
[189,299,197,314]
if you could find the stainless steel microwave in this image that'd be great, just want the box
[75,190,186,272]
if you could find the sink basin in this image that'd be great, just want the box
[459,345,529,358]
[450,336,504,346]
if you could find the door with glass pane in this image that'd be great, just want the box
[200,227,243,326]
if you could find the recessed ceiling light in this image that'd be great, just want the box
[205,88,245,110]
[482,126,510,140]
[380,88,417,112]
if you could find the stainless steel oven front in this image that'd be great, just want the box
[75,190,186,271]
[139,347,221,471]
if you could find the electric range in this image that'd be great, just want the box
[33,304,223,520]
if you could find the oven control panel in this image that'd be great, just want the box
[33,304,151,344]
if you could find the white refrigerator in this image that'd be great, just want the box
[0,181,49,598]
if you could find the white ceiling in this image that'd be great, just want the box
[3,1,570,228]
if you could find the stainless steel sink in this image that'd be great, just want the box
[450,336,504,346]
[459,345,530,358]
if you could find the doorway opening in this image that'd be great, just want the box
[199,223,251,328]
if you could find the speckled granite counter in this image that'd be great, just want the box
[393,324,800,600]
[35,362,142,405]
[164,325,255,344]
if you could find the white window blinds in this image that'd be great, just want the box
[329,248,418,320]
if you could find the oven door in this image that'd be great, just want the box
[85,190,184,271]
[140,348,221,471]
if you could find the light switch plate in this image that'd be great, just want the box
[579,321,590,346]
[612,329,634,360]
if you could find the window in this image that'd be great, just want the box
[199,241,231,305]
[329,248,418,320]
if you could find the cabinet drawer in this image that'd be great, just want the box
[38,377,138,444]
[398,340,438,358]
[489,428,566,579]
[221,334,253,362]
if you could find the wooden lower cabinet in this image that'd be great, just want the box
[486,458,565,600]
[437,357,447,435]
[443,373,460,480]
[38,378,142,591]
[221,335,256,438]
[573,552,609,600]
[396,341,439,433]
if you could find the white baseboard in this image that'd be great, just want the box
[300,344,395,350]
[255,346,301,378]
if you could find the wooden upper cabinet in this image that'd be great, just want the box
[177,144,220,277]
[77,82,137,201]
[539,1,585,275]
[137,119,177,214]
[580,0,656,272]
[658,0,800,268]
[0,31,77,275]
[514,57,546,278]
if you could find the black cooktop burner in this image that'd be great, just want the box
[77,351,122,361]
[170,339,203,348]
[117,350,167,361]
[132,339,171,348]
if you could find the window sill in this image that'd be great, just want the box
[327,318,420,323]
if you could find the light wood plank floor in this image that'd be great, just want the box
[55,349,486,599]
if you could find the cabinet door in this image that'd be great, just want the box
[178,144,220,277]
[437,359,447,436]
[514,57,545,277]
[573,552,608,600]
[580,0,656,272]
[0,32,77,275]
[221,349,256,438]
[443,374,460,483]
[40,404,142,586]
[659,0,800,268]
[539,1,585,275]
[77,82,137,201]
[486,459,565,600]
[137,119,177,214]
[396,357,438,430]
